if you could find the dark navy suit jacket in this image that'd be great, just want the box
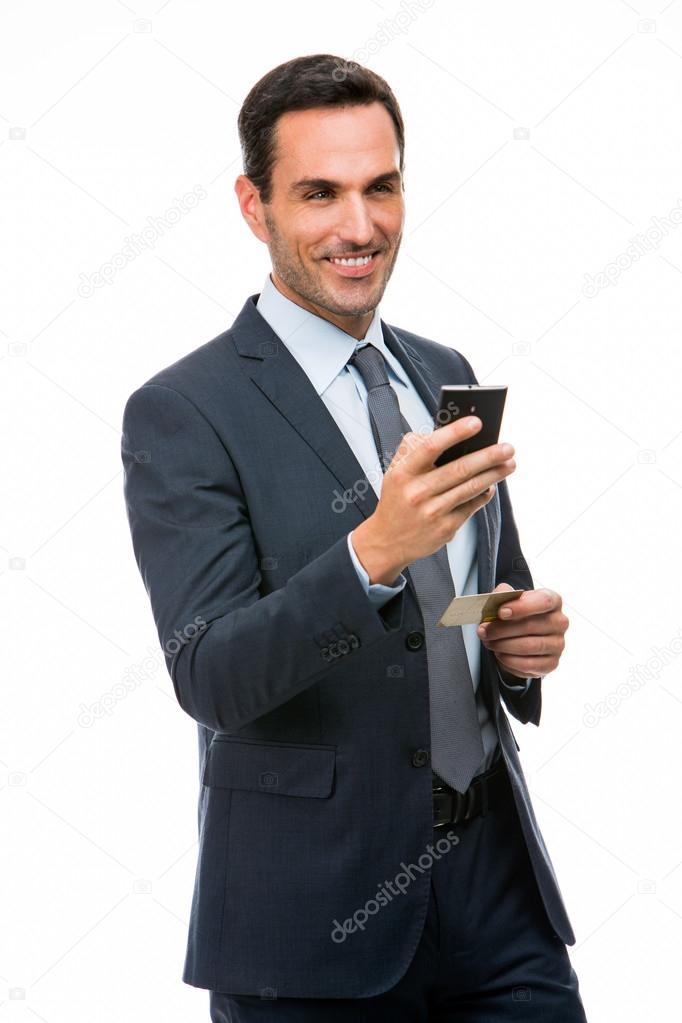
[120,292,576,998]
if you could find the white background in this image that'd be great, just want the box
[2,0,681,1019]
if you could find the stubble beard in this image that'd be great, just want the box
[263,207,401,320]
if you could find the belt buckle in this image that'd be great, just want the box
[461,783,477,822]
[451,784,476,824]
[433,789,452,829]
[433,784,477,827]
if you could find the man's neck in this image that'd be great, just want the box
[269,271,374,340]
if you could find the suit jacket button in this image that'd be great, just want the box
[328,641,339,657]
[321,647,333,661]
[406,631,424,651]
[411,748,430,767]
[337,639,350,655]
[348,633,359,649]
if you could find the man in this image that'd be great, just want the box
[121,54,587,1021]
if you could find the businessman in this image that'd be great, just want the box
[121,54,587,1021]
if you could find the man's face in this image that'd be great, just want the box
[237,102,405,334]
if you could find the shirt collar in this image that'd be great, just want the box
[255,272,411,396]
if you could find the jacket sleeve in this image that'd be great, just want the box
[455,351,542,728]
[120,382,406,734]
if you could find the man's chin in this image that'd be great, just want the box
[316,278,385,317]
[320,297,381,319]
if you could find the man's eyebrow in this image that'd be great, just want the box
[288,170,402,196]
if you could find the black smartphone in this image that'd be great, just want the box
[433,385,508,468]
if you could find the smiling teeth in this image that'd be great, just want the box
[331,254,374,266]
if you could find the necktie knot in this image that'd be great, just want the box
[349,343,390,390]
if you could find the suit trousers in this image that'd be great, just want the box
[208,754,588,1022]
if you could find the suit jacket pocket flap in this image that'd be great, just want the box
[202,737,336,798]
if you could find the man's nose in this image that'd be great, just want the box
[334,196,375,245]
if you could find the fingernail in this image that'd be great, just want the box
[499,608,512,618]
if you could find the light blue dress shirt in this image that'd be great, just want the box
[255,273,528,773]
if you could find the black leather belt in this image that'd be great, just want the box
[432,750,509,827]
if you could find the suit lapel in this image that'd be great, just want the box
[232,294,380,520]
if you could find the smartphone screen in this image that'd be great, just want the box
[433,385,508,468]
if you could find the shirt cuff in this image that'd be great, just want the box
[347,531,407,610]
[496,663,533,693]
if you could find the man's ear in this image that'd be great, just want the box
[234,174,269,244]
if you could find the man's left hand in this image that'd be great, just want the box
[477,583,569,681]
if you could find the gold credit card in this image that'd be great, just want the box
[437,589,525,628]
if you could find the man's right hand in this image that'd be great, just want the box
[351,416,516,585]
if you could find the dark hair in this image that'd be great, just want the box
[237,53,405,204]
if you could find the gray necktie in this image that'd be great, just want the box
[349,343,485,793]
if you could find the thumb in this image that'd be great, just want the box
[492,582,514,593]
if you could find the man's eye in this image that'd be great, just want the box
[305,183,393,201]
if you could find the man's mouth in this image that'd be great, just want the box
[323,249,382,278]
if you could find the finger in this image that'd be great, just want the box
[447,484,497,517]
[495,588,560,621]
[428,457,515,510]
[397,416,483,475]
[479,610,567,642]
[483,633,564,658]
[426,442,515,499]
[496,653,555,676]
